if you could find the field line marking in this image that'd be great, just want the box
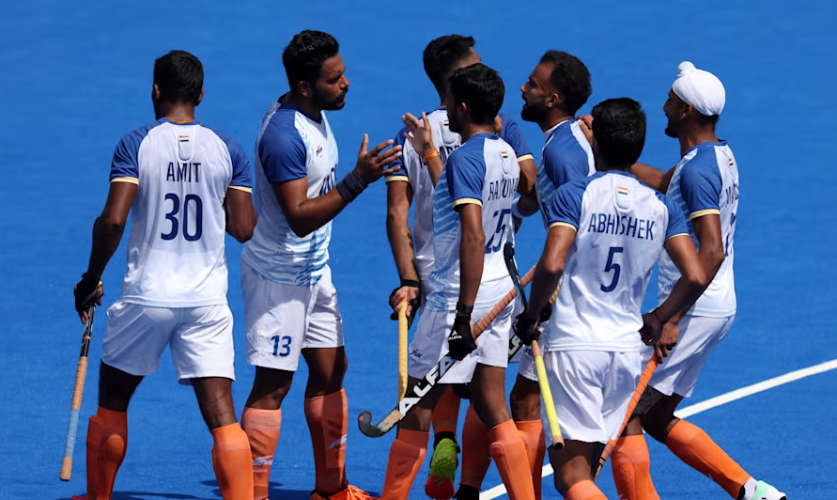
[480,357,837,499]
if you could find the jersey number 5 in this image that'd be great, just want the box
[161,193,203,241]
[600,246,624,293]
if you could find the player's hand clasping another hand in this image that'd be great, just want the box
[512,305,552,345]
[73,273,103,324]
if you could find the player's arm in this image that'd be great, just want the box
[496,114,536,196]
[276,134,401,237]
[74,181,137,322]
[527,224,576,318]
[224,187,256,242]
[630,162,675,193]
[386,179,421,315]
[402,112,444,186]
[457,203,485,308]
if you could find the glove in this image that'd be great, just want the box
[447,305,476,360]
[512,305,552,345]
[74,272,103,315]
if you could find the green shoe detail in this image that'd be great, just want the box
[424,437,459,499]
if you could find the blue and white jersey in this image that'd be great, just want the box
[241,100,339,286]
[658,141,738,317]
[425,134,520,310]
[535,119,595,226]
[542,171,688,352]
[386,109,531,282]
[109,118,252,307]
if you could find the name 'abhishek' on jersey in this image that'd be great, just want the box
[585,212,655,240]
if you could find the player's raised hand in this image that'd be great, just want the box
[355,134,402,184]
[401,112,435,158]
[577,114,593,145]
[73,273,103,323]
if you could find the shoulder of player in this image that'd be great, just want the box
[197,123,247,157]
[259,109,307,155]
[679,142,724,183]
[544,124,588,162]
[117,118,166,150]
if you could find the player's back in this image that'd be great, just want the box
[387,108,531,281]
[543,171,685,352]
[242,101,338,286]
[427,134,520,310]
[658,141,738,317]
[536,119,595,226]
[112,118,251,307]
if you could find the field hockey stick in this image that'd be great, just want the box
[60,305,95,481]
[503,242,564,449]
[397,301,408,400]
[594,356,659,477]
[358,264,536,437]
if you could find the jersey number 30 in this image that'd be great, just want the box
[600,246,624,293]
[161,193,203,241]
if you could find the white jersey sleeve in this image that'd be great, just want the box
[426,134,520,310]
[657,141,738,317]
[241,101,338,286]
[542,171,688,352]
[112,118,252,307]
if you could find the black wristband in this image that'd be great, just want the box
[336,169,366,203]
[400,278,420,288]
[456,302,473,316]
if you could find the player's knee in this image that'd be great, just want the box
[509,377,540,421]
[247,368,293,408]
[98,363,142,411]
[639,410,671,443]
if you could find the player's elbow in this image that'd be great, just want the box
[462,229,485,250]
[685,265,708,291]
[97,214,127,235]
[288,220,313,238]
[229,220,255,243]
[540,257,564,277]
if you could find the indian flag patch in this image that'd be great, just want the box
[443,119,449,126]
[617,186,629,196]
[178,135,189,143]
[500,151,509,159]
[728,157,734,167]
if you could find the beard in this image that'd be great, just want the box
[314,88,347,111]
[521,100,547,123]
[664,119,678,138]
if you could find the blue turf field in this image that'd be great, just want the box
[2,1,836,498]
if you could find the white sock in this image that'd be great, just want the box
[740,477,758,499]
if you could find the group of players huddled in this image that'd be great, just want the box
[72,29,786,500]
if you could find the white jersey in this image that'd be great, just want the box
[426,133,520,310]
[109,118,252,307]
[385,108,532,281]
[542,171,688,352]
[657,141,738,317]
[535,120,595,226]
[241,100,339,286]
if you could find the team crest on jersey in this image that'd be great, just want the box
[178,135,189,143]
[500,151,509,159]
[617,186,629,195]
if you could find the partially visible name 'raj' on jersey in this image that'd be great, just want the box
[657,141,739,317]
[242,101,339,286]
[110,118,252,307]
[542,171,688,352]
[426,133,520,310]
[385,108,532,282]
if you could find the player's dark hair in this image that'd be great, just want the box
[283,30,339,91]
[539,50,591,115]
[153,50,203,106]
[448,63,504,126]
[591,98,646,168]
[423,34,476,96]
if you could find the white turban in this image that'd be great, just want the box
[671,61,725,117]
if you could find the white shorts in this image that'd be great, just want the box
[408,301,513,384]
[647,314,735,398]
[517,348,538,382]
[102,300,235,384]
[242,261,344,372]
[542,350,641,444]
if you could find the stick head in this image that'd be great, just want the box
[357,410,387,438]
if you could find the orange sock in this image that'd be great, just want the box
[515,420,545,500]
[460,405,490,488]
[381,429,429,500]
[488,420,536,500]
[85,407,127,500]
[211,423,254,500]
[611,435,660,500]
[432,385,461,436]
[565,479,606,500]
[665,420,749,498]
[242,407,282,500]
[305,389,348,495]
